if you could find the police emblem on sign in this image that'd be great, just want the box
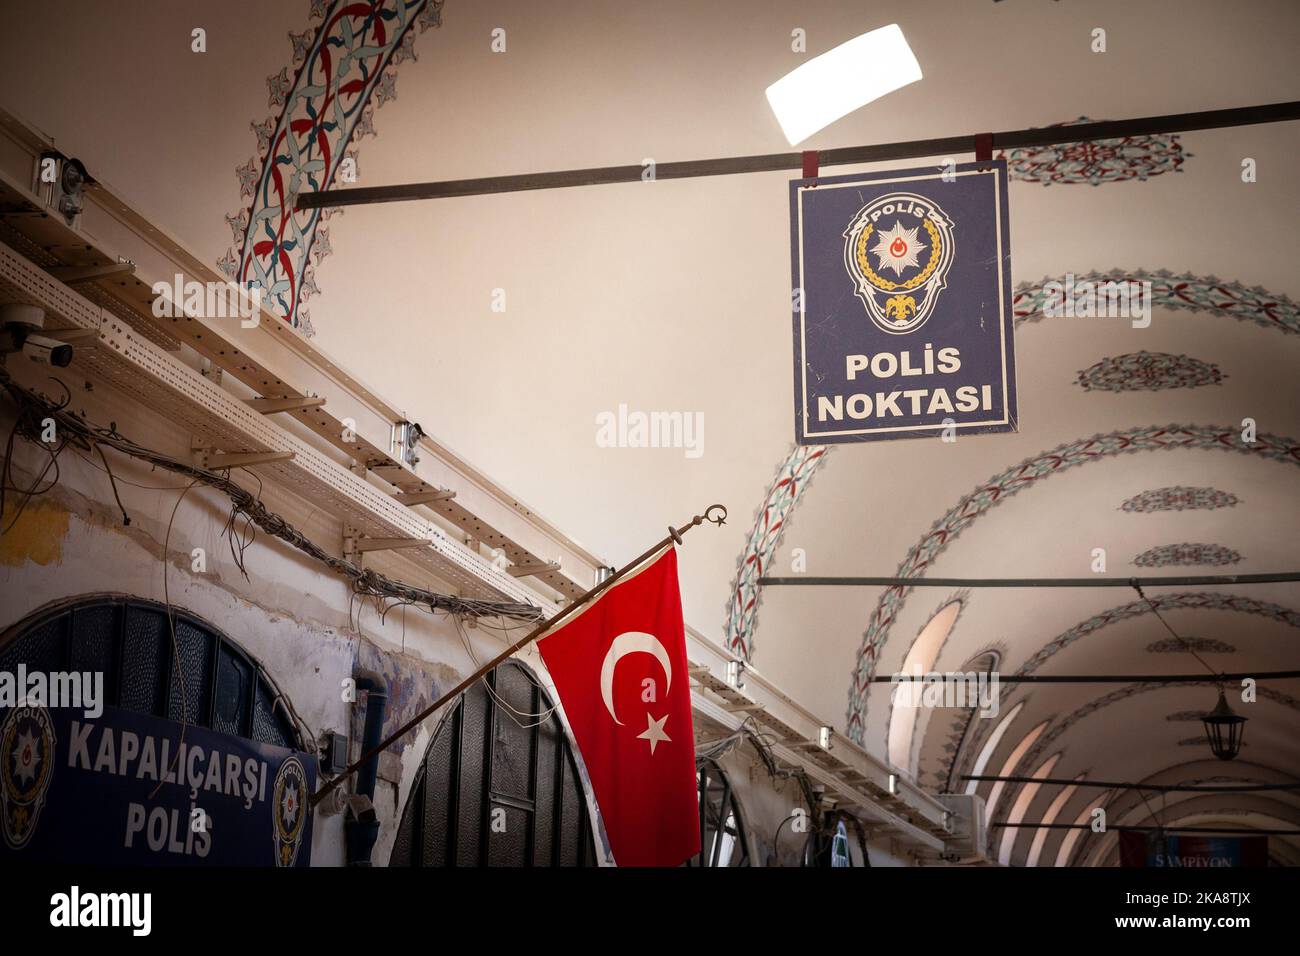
[272,755,309,867]
[1,706,56,849]
[842,192,955,335]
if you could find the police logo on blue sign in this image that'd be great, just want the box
[843,192,954,335]
[792,160,1018,445]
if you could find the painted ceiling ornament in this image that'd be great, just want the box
[220,0,446,334]
[1134,543,1243,568]
[843,193,955,334]
[955,590,1297,787]
[841,426,1300,744]
[1121,486,1240,513]
[994,680,1300,832]
[997,117,1187,186]
[1147,636,1237,654]
[723,443,827,659]
[1013,270,1300,335]
[1166,710,1217,722]
[1075,351,1224,392]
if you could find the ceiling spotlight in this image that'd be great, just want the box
[764,24,923,146]
[1201,689,1246,761]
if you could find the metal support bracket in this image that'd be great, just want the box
[244,395,327,414]
[200,450,295,469]
[506,559,562,578]
[392,488,457,506]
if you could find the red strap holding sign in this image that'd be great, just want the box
[975,133,993,162]
[802,149,819,179]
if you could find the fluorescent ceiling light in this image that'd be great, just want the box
[765,24,922,146]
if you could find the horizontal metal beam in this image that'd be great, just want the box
[761,572,1300,588]
[297,101,1300,209]
[963,775,1300,793]
[871,669,1300,683]
[993,822,1300,836]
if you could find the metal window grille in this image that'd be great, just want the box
[389,660,597,867]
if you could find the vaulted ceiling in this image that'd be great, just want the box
[2,0,1296,863]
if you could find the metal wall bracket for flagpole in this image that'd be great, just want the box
[310,503,728,807]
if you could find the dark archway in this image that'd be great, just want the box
[0,594,303,750]
[389,659,598,866]
[687,758,751,867]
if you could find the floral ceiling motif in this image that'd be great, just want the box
[997,117,1187,186]
[1075,351,1224,392]
[1146,636,1237,654]
[1134,543,1242,568]
[220,0,445,335]
[1121,486,1240,513]
[726,275,1298,666]
[842,427,1299,743]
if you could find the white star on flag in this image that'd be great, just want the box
[637,712,671,755]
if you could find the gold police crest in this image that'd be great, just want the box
[272,755,309,867]
[1,705,56,849]
[843,192,955,335]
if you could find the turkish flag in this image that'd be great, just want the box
[537,546,700,866]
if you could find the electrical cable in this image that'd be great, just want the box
[0,368,544,623]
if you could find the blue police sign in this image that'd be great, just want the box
[0,703,315,866]
[790,160,1018,444]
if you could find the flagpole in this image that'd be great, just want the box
[310,503,728,807]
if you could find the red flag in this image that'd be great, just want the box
[537,547,699,866]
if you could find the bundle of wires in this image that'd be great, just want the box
[0,368,545,624]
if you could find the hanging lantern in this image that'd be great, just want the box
[1202,689,1246,761]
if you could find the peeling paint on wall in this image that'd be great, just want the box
[0,499,69,567]
[352,638,462,758]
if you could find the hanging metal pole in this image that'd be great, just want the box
[869,669,1300,684]
[961,775,1300,793]
[310,503,728,806]
[760,571,1300,588]
[297,100,1300,209]
[992,823,1300,836]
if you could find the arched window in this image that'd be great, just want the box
[888,600,962,770]
[0,594,302,749]
[963,701,1024,796]
[983,720,1049,821]
[686,758,750,867]
[1055,794,1110,867]
[997,752,1061,865]
[1026,774,1085,867]
[390,660,598,867]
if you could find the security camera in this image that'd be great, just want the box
[22,333,74,368]
[57,158,87,225]
[33,153,91,227]
[0,303,75,367]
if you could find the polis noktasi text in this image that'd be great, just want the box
[815,343,996,424]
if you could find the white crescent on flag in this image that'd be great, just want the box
[599,631,672,726]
